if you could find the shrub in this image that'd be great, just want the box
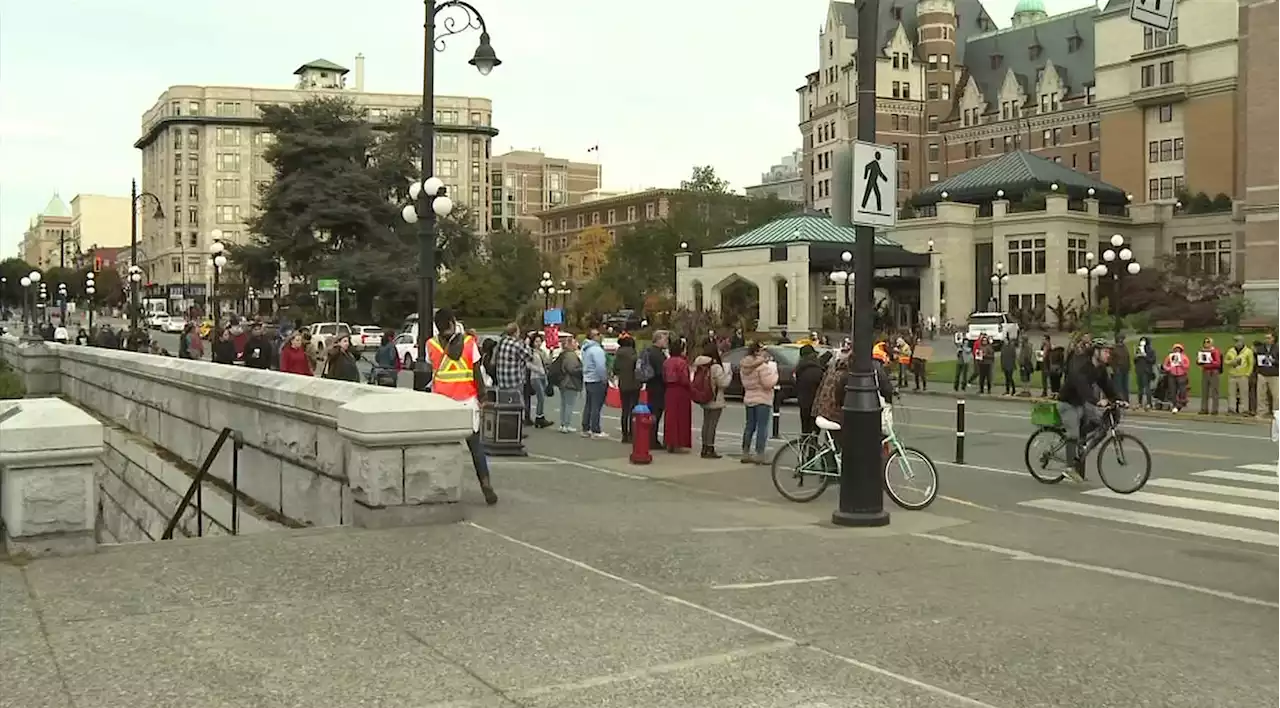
[0,359,23,399]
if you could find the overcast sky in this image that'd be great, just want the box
[0,0,1091,256]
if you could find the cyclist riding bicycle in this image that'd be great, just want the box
[1057,337,1123,482]
[812,344,897,442]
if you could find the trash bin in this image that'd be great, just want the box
[481,389,527,456]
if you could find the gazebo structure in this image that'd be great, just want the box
[675,213,930,334]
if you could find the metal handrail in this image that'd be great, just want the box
[161,427,243,540]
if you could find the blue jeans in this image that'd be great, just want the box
[465,431,490,478]
[582,381,607,433]
[527,375,547,419]
[559,388,580,428]
[1113,369,1130,402]
[742,404,771,455]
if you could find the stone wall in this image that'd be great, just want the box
[0,336,475,530]
[98,423,286,544]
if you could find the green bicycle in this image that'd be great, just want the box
[769,406,938,510]
[1023,401,1152,494]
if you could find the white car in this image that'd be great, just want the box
[308,322,352,352]
[147,311,170,328]
[395,319,468,367]
[355,326,384,349]
[965,311,1019,344]
[160,317,186,334]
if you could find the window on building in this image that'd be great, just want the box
[173,159,182,176]
[436,135,459,152]
[974,140,982,155]
[1087,85,1096,104]
[215,127,240,146]
[1158,104,1173,122]
[928,54,939,70]
[626,206,637,221]
[902,83,911,99]
[215,179,239,198]
[1174,238,1232,276]
[173,231,182,248]
[928,143,939,162]
[215,205,241,224]
[927,114,938,131]
[900,143,910,160]
[646,202,657,219]
[1050,94,1059,110]
[964,142,972,158]
[1143,20,1179,50]
[1002,102,1010,120]
[1089,151,1100,171]
[1174,175,1186,193]
[216,153,239,171]
[188,207,199,226]
[606,209,616,225]
[1007,237,1047,275]
[892,81,901,98]
[1173,138,1184,160]
[775,279,788,326]
[469,111,483,125]
[1040,94,1050,112]
[928,83,940,100]
[1003,135,1012,152]
[1067,237,1090,272]
[963,110,970,127]
[1068,35,1083,53]
[941,84,951,100]
[1159,61,1174,84]
[188,182,199,200]
[1148,141,1159,163]
[1043,129,1052,145]
[576,214,585,228]
[1053,127,1062,145]
[1159,139,1173,161]
[1088,121,1099,140]
[941,54,950,69]
[188,233,198,248]
[1141,65,1155,88]
[1072,153,1078,168]
[435,159,458,177]
[171,257,182,274]
[214,101,241,116]
[559,217,567,230]
[172,130,183,150]
[991,54,1003,70]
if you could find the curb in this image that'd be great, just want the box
[902,387,1271,426]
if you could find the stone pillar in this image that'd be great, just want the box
[0,398,103,556]
[338,392,474,528]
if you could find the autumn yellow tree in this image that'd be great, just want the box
[575,225,612,278]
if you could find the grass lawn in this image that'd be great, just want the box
[922,330,1263,398]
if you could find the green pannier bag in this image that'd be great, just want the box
[1031,401,1061,427]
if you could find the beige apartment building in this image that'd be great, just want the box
[489,150,601,233]
[133,56,498,297]
[1238,0,1278,314]
[71,195,131,263]
[20,195,75,270]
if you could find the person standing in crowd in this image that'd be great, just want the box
[322,334,360,382]
[730,328,745,349]
[547,336,584,433]
[793,344,825,436]
[178,323,193,359]
[493,323,532,410]
[894,336,911,387]
[1196,336,1223,415]
[1133,336,1157,409]
[1163,343,1191,413]
[75,327,90,346]
[580,328,609,438]
[371,329,400,387]
[279,331,313,376]
[524,331,553,428]
[425,308,497,505]
[661,338,693,453]
[1111,334,1131,403]
[1017,334,1034,389]
[640,331,670,448]
[974,334,995,394]
[1253,332,1278,419]
[954,337,972,392]
[692,341,732,458]
[186,322,205,360]
[612,335,640,443]
[212,328,238,364]
[1000,335,1018,395]
[911,340,929,391]
[738,342,779,464]
[242,322,273,370]
[1224,335,1255,415]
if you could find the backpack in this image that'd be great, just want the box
[691,363,714,404]
[813,362,847,422]
[635,350,656,383]
[546,353,565,387]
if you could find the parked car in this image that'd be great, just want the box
[160,317,186,334]
[307,322,352,354]
[354,325,384,349]
[722,344,828,402]
[964,311,1019,345]
[603,309,643,332]
[146,311,170,329]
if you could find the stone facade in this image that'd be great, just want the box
[0,337,475,532]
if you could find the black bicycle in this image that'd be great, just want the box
[1023,401,1151,494]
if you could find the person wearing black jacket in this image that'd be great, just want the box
[242,323,273,370]
[211,328,238,365]
[1057,338,1121,482]
[641,331,670,447]
[793,345,825,436]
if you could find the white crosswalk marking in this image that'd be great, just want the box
[1238,463,1278,473]
[1021,463,1280,546]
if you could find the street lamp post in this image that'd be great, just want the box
[21,271,39,336]
[210,239,227,333]
[399,0,501,391]
[558,281,571,309]
[38,282,47,325]
[57,284,67,328]
[989,262,1010,311]
[538,272,554,312]
[85,272,96,333]
[828,250,854,331]
[1,276,6,316]
[1099,234,1141,340]
[130,179,165,333]
[1075,251,1101,320]
[833,0,889,528]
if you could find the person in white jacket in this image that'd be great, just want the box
[692,341,733,459]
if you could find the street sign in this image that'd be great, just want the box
[851,141,898,229]
[1129,0,1175,31]
[317,278,339,292]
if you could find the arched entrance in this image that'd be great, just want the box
[711,274,759,331]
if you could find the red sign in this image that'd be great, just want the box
[543,324,561,350]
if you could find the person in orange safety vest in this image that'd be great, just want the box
[427,307,498,505]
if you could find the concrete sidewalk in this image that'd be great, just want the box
[3,456,1276,708]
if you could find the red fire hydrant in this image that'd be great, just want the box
[630,403,653,465]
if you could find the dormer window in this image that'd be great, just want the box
[1068,35,1083,52]
[990,53,1003,70]
[1029,44,1042,60]
[890,5,903,21]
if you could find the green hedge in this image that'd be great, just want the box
[0,359,24,399]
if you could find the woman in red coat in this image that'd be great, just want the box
[662,338,694,453]
[279,331,313,376]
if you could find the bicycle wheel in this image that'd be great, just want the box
[771,437,833,503]
[1095,432,1152,494]
[1023,428,1067,484]
[883,446,938,510]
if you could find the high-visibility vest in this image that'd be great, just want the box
[427,335,479,400]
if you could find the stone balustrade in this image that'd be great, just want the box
[0,335,473,536]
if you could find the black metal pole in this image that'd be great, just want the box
[954,398,966,464]
[130,179,139,333]
[212,267,220,334]
[832,0,889,528]
[58,233,67,323]
[413,0,440,392]
[771,384,782,439]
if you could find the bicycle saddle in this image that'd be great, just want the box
[815,416,842,431]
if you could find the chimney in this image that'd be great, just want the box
[354,53,365,91]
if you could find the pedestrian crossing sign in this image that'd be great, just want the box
[851,141,898,229]
[1129,0,1175,31]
